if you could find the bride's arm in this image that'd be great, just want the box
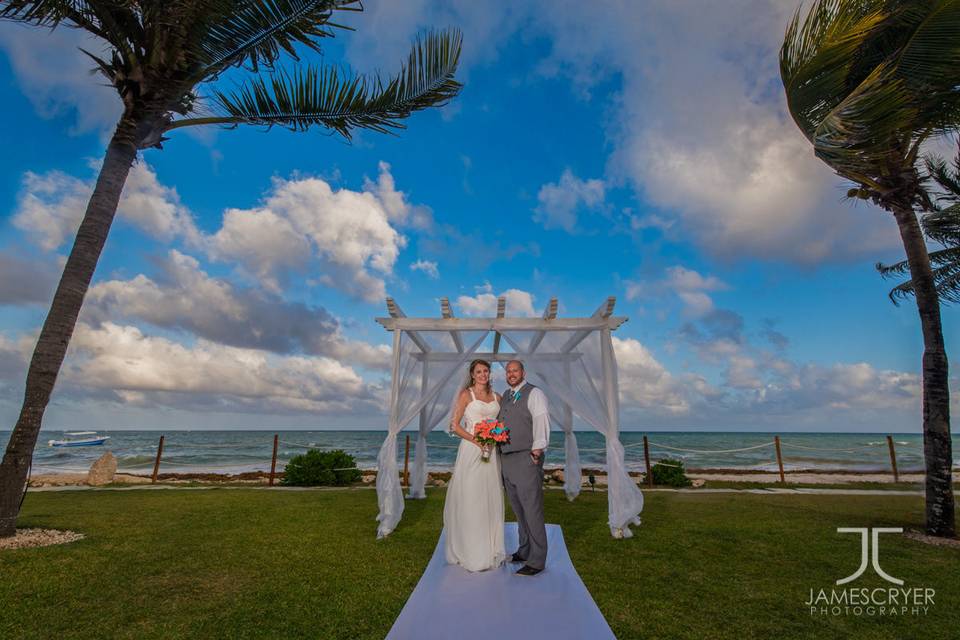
[449,390,482,448]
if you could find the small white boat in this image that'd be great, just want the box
[48,431,111,447]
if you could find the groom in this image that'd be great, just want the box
[498,360,549,576]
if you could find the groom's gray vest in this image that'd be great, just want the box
[498,383,536,454]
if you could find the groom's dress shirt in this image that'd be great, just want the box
[510,382,549,451]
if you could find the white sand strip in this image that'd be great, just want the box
[387,523,615,640]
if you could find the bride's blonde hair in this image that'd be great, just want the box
[465,359,492,395]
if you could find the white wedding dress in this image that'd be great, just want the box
[443,389,506,572]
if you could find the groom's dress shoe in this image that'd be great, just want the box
[510,553,526,563]
[516,565,542,576]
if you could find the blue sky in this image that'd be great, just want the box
[0,1,956,432]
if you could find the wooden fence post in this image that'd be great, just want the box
[151,435,165,484]
[886,435,900,483]
[643,435,653,487]
[403,434,411,487]
[774,435,785,484]
[269,434,279,486]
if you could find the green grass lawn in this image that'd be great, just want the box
[1,487,957,640]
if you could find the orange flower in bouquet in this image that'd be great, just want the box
[473,419,509,462]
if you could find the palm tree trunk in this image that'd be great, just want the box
[892,204,956,538]
[0,116,139,538]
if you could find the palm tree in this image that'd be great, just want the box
[0,0,463,537]
[780,0,956,537]
[878,153,960,303]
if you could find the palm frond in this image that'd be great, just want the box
[0,0,90,26]
[921,204,960,244]
[876,256,913,280]
[780,0,889,142]
[190,0,360,80]
[880,247,960,304]
[781,0,960,189]
[926,150,960,203]
[171,28,463,139]
[877,239,960,305]
[0,1,144,76]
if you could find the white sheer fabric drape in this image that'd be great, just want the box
[598,328,644,538]
[407,371,464,499]
[499,327,643,538]
[377,329,488,537]
[544,388,580,501]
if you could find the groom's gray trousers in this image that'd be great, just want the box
[501,450,548,570]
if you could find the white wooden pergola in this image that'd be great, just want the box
[373,296,645,540]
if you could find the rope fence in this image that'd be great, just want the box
[646,441,775,454]
[36,432,923,488]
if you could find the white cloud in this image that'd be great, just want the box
[339,0,528,83]
[533,0,902,263]
[0,253,60,305]
[12,169,91,252]
[671,301,928,421]
[339,1,902,264]
[456,284,536,317]
[119,161,203,245]
[210,170,410,302]
[363,161,434,229]
[664,266,727,293]
[0,331,33,384]
[613,337,690,415]
[675,291,715,317]
[207,205,312,294]
[60,322,383,414]
[410,259,440,279]
[13,162,201,252]
[84,250,391,370]
[13,159,422,303]
[626,265,728,317]
[534,169,606,232]
[0,23,121,135]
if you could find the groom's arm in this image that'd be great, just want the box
[529,388,549,460]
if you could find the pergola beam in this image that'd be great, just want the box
[560,297,617,353]
[526,297,558,354]
[385,297,432,353]
[439,297,464,352]
[492,296,506,354]
[376,316,627,332]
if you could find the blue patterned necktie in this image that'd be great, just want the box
[512,389,521,403]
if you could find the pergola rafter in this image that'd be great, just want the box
[374,296,644,541]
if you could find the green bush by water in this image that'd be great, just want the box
[651,457,691,487]
[281,449,361,486]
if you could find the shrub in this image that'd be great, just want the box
[282,449,361,486]
[650,457,691,487]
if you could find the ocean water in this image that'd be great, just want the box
[0,430,939,475]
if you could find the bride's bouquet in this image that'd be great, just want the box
[473,419,510,462]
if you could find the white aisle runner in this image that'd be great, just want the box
[386,524,616,640]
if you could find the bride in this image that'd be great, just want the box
[443,359,506,572]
